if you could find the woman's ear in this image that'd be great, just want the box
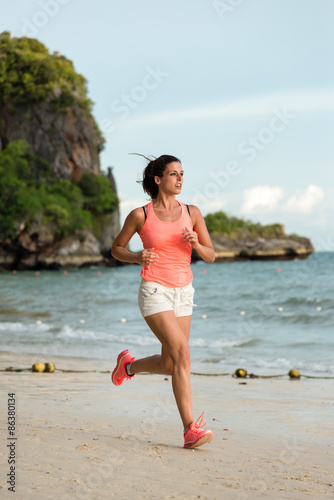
[154,176,161,185]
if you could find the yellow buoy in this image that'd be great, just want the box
[44,362,55,373]
[32,362,45,372]
[235,368,247,378]
[288,369,300,379]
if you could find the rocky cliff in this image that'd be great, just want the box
[0,98,102,179]
[0,32,120,270]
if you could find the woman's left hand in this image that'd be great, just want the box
[182,227,199,248]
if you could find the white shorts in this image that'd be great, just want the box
[138,279,196,318]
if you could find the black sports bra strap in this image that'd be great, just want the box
[186,204,191,217]
[142,205,147,221]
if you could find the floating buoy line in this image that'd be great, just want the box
[2,365,334,379]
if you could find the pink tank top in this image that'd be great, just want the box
[139,201,193,287]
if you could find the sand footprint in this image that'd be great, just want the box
[75,444,92,451]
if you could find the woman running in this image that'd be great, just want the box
[111,154,215,449]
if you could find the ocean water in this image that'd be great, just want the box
[1,252,334,377]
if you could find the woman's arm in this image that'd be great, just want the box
[111,208,159,266]
[182,205,215,263]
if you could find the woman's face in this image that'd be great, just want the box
[155,161,184,195]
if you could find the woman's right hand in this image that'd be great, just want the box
[137,248,159,266]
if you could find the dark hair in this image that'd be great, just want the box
[132,154,181,199]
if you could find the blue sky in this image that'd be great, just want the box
[3,0,334,250]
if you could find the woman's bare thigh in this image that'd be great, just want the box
[145,312,192,367]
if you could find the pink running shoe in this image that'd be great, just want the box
[111,350,135,386]
[184,412,213,449]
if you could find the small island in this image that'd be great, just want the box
[201,211,314,262]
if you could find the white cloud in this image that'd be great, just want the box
[284,185,325,214]
[192,197,227,216]
[118,89,334,130]
[241,186,284,214]
[120,198,146,211]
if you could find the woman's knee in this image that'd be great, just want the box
[171,343,190,370]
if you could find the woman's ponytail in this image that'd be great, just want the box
[132,154,181,199]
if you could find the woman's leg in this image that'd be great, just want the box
[130,311,193,429]
[130,315,191,376]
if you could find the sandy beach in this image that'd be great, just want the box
[0,351,333,499]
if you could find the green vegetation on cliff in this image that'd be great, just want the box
[204,211,288,239]
[0,141,117,239]
[0,31,104,148]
